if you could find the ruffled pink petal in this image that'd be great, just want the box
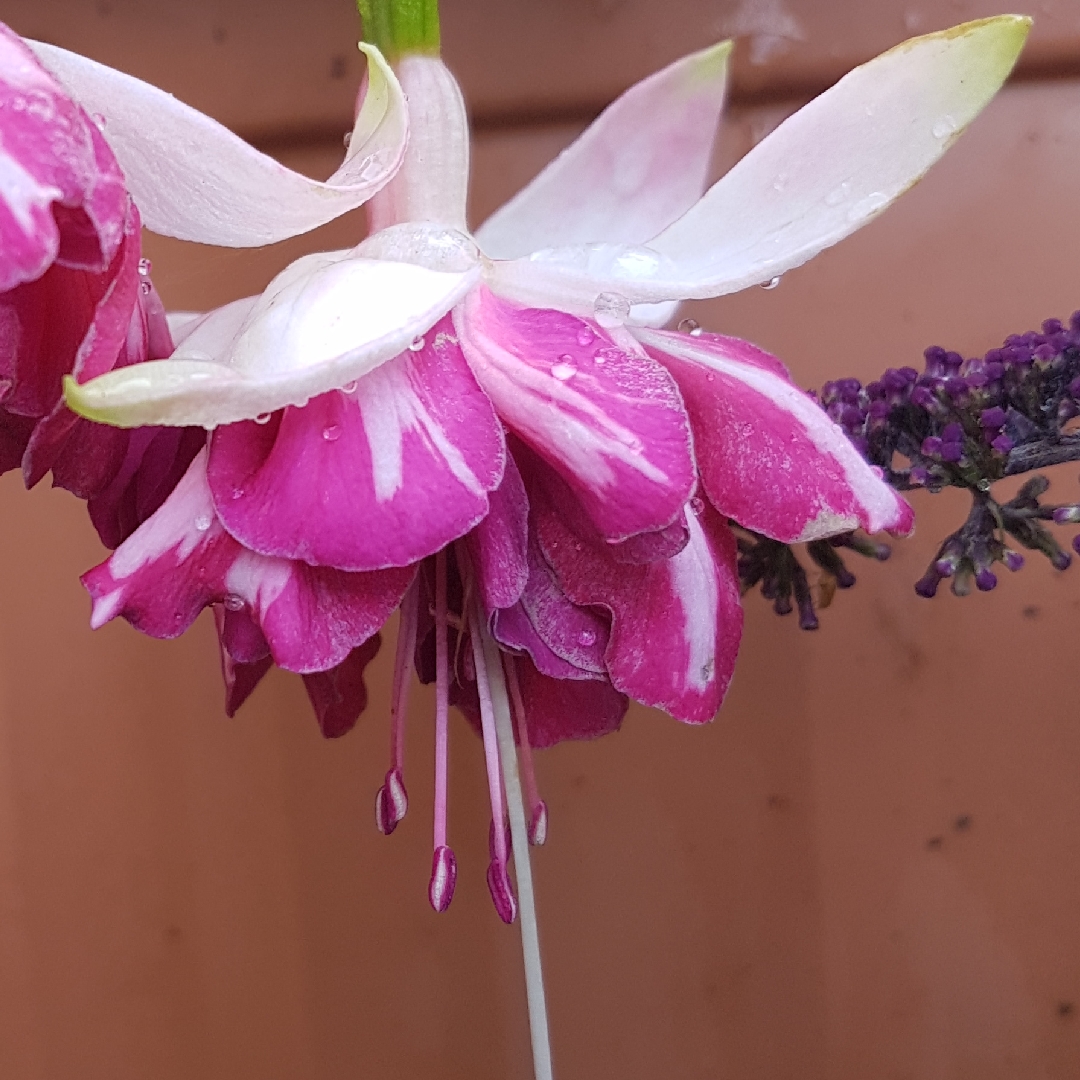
[0,26,126,289]
[302,634,382,738]
[455,286,694,543]
[475,42,731,258]
[521,447,743,723]
[453,649,627,748]
[22,201,142,489]
[83,450,414,672]
[463,450,529,613]
[28,40,407,246]
[86,425,206,548]
[638,327,914,539]
[511,655,628,749]
[207,319,505,571]
[215,606,273,717]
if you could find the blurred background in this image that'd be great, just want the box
[1,1,1080,1077]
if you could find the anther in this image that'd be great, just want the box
[428,845,457,913]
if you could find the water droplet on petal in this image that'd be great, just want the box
[576,326,594,346]
[231,487,244,500]
[760,276,781,290]
[577,628,597,646]
[340,380,357,394]
[408,336,425,352]
[322,424,341,442]
[690,496,705,516]
[551,359,577,381]
[137,258,152,277]
[677,318,699,334]
[706,372,716,382]
[254,412,272,425]
[932,115,957,139]
[91,112,106,130]
[342,131,352,149]
[689,326,703,338]
[194,512,212,532]
[593,292,630,329]
[139,281,151,295]
[223,594,245,611]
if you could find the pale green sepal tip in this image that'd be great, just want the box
[63,374,128,428]
[357,0,440,60]
[891,14,1031,71]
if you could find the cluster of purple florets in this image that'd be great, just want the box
[818,313,1080,494]
[739,313,1080,623]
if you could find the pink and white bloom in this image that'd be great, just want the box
[3,17,1029,913]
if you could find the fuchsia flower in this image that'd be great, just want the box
[5,16,1028,916]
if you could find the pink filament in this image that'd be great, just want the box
[433,550,450,851]
[469,604,516,923]
[503,656,547,845]
[376,579,419,836]
[390,577,419,771]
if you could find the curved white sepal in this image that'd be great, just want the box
[476,41,731,259]
[488,16,1029,312]
[29,41,408,246]
[65,258,480,428]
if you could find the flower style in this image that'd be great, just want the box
[5,16,1028,914]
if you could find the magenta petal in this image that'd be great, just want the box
[84,450,414,672]
[517,532,609,674]
[302,634,382,738]
[512,655,628,749]
[640,328,915,540]
[463,450,529,612]
[86,426,206,549]
[522,450,743,723]
[492,602,593,681]
[455,287,694,542]
[0,26,126,290]
[215,606,273,717]
[23,203,143,489]
[208,319,506,570]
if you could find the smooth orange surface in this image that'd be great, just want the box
[1,3,1079,1079]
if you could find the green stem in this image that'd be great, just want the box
[357,0,440,59]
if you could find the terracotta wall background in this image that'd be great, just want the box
[1,1,1079,1078]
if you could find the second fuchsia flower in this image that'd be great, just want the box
[3,15,1029,915]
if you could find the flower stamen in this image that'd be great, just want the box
[428,549,457,912]
[469,602,517,924]
[375,578,418,835]
[504,656,547,846]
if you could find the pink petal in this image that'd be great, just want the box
[86,426,206,548]
[638,328,914,539]
[83,450,413,672]
[511,655,628,749]
[208,319,505,571]
[22,201,143,489]
[0,26,126,289]
[463,450,529,613]
[521,447,743,723]
[455,286,694,543]
[452,648,627,749]
[491,527,610,681]
[28,40,408,246]
[215,606,273,717]
[302,634,383,739]
[475,42,731,259]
